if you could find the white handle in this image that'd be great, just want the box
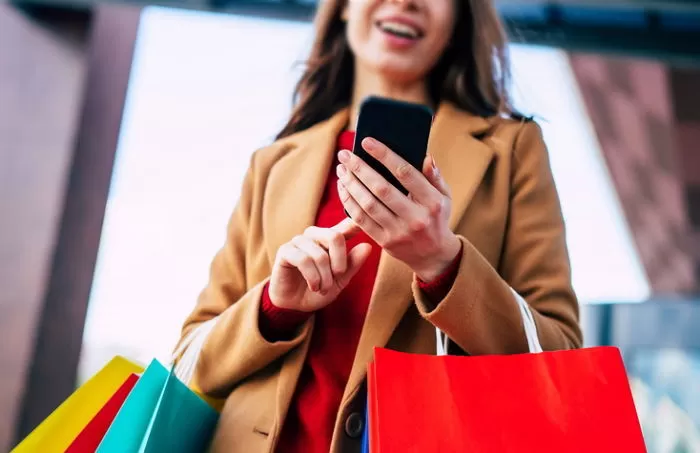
[171,317,219,384]
[436,288,542,356]
[511,287,543,353]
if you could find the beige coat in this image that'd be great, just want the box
[176,102,582,452]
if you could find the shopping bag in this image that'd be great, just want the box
[361,406,370,453]
[11,356,144,453]
[368,346,646,452]
[65,373,139,452]
[97,359,219,453]
[365,295,646,453]
[171,317,226,413]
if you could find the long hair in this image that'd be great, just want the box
[276,0,515,139]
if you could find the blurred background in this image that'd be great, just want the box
[1,0,700,451]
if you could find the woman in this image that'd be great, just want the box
[174,0,582,452]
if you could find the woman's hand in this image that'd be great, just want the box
[268,218,371,312]
[336,137,461,282]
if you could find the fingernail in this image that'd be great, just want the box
[336,164,346,176]
[363,137,377,150]
[430,155,440,177]
[338,149,350,162]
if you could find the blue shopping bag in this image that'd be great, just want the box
[361,405,370,453]
[97,359,218,453]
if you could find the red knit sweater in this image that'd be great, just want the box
[259,131,460,453]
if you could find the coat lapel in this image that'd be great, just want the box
[430,102,496,229]
[262,109,350,263]
[264,110,350,433]
[341,102,496,403]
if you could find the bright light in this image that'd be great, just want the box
[510,44,650,304]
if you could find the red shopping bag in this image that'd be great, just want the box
[367,346,646,453]
[65,373,139,452]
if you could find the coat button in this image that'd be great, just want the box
[344,412,364,438]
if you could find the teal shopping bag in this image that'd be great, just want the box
[97,359,218,453]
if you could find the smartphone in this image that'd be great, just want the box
[352,96,434,195]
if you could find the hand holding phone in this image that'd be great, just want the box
[337,96,461,282]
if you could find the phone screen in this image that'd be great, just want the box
[352,96,434,195]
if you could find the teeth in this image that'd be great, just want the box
[379,21,419,39]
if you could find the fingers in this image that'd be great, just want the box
[278,243,322,292]
[361,137,439,206]
[422,154,450,196]
[278,222,372,296]
[336,162,399,228]
[291,236,334,293]
[336,243,372,288]
[337,149,411,217]
[331,217,360,238]
[304,226,348,275]
[337,179,384,239]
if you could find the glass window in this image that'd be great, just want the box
[627,348,700,452]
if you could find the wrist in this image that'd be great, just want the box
[262,285,311,319]
[268,285,315,313]
[268,292,302,312]
[260,284,311,341]
[415,235,461,282]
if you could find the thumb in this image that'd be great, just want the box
[422,154,450,197]
[337,243,372,287]
[332,217,361,238]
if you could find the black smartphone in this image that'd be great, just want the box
[352,96,434,195]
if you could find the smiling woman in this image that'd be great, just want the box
[79,6,651,407]
[171,1,582,452]
[276,0,516,139]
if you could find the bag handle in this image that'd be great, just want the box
[171,317,219,384]
[436,288,543,355]
[511,288,543,353]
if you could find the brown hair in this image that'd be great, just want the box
[277,0,516,139]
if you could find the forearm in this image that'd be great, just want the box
[258,282,312,342]
[182,279,311,398]
[412,236,581,355]
[415,242,463,308]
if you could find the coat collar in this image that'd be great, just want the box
[262,102,493,261]
[263,108,350,265]
[263,102,496,400]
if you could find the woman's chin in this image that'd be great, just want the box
[374,62,426,86]
[360,53,423,83]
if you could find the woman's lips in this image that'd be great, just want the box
[375,18,424,49]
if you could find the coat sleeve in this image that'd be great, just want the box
[174,152,311,398]
[412,121,582,354]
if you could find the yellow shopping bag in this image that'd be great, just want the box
[11,356,144,453]
[190,382,225,413]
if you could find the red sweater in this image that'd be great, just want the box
[259,131,460,453]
